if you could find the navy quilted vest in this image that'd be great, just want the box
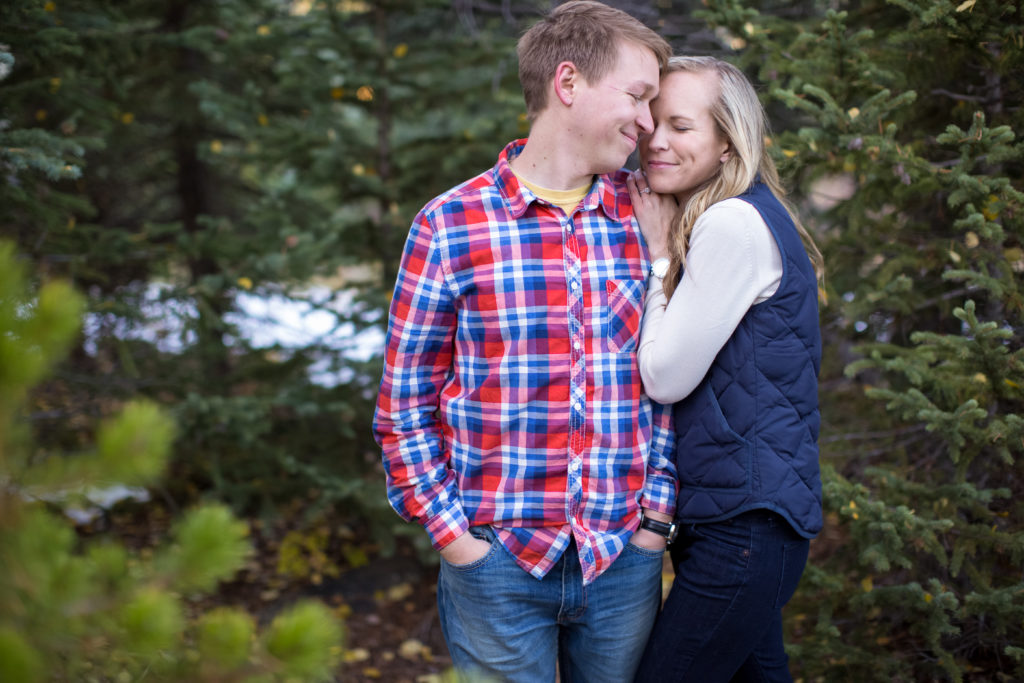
[671,182,823,538]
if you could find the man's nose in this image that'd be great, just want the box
[637,104,654,135]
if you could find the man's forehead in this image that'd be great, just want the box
[613,40,659,67]
[606,43,660,86]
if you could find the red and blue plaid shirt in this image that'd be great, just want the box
[374,140,677,585]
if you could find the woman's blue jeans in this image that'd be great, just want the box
[634,510,810,683]
[437,525,664,683]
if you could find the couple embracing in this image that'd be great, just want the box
[374,2,824,681]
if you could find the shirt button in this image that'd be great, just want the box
[573,341,581,351]
[573,402,582,411]
[570,281,578,290]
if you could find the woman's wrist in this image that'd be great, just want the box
[645,239,669,261]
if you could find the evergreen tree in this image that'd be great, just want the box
[175,0,535,533]
[691,0,1024,679]
[2,15,347,679]
[0,0,538,539]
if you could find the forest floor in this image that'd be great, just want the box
[93,498,454,682]
[92,499,845,683]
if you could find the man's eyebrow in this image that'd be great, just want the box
[621,80,657,95]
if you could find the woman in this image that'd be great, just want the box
[627,56,825,682]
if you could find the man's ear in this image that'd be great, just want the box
[553,61,579,107]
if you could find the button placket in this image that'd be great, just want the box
[564,216,586,522]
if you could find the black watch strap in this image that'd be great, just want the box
[639,513,678,543]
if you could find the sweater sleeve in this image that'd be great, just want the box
[638,199,783,405]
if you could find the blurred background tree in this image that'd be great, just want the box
[3,0,1023,680]
[0,0,533,544]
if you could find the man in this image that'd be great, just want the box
[373,2,677,680]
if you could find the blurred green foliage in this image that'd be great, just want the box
[0,240,343,680]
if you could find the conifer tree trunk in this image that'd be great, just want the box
[167,0,230,384]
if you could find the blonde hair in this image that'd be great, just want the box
[659,56,824,301]
[517,0,670,120]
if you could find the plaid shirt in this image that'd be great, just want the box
[374,140,677,585]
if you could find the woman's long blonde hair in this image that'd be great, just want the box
[659,56,824,301]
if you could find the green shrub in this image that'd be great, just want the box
[0,242,344,681]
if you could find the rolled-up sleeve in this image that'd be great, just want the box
[639,396,678,515]
[373,213,468,550]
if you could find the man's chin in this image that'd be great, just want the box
[594,155,632,175]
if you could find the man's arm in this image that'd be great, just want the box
[633,397,678,549]
[373,212,471,552]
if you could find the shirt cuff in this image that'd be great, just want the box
[640,473,678,517]
[423,504,470,550]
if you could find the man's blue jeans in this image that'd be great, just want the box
[437,525,664,683]
[634,510,810,683]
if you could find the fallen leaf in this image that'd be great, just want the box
[343,647,370,663]
[399,638,425,660]
[386,582,414,601]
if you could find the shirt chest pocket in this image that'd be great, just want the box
[604,278,645,353]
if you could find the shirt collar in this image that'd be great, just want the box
[493,139,627,222]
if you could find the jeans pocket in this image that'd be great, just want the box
[624,542,666,560]
[680,520,754,592]
[605,278,645,353]
[689,518,754,554]
[441,527,500,572]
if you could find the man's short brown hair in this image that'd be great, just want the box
[517,1,671,119]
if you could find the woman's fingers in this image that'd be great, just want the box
[628,170,650,201]
[627,171,640,199]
